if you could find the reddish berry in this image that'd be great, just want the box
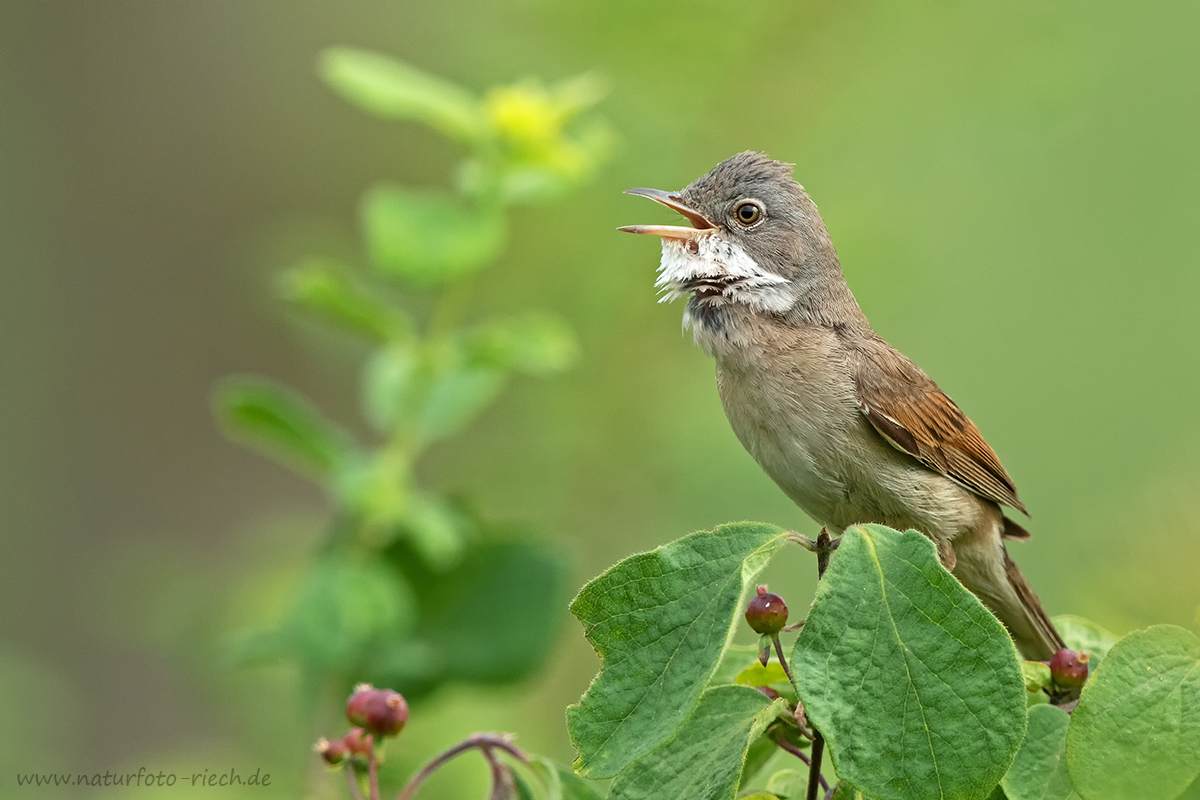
[1049,649,1090,691]
[746,586,788,635]
[342,727,373,756]
[346,684,409,737]
[315,737,348,765]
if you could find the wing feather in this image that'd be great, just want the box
[853,344,1027,515]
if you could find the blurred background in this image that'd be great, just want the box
[3,0,1199,796]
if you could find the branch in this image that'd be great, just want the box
[345,766,365,800]
[772,633,799,696]
[806,528,833,800]
[368,749,381,800]
[772,729,829,794]
[395,734,529,800]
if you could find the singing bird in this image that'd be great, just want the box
[620,151,1063,659]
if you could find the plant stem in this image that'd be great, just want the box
[772,633,799,695]
[806,528,833,800]
[395,734,529,800]
[345,766,365,800]
[368,748,381,800]
[482,746,518,799]
[772,730,829,793]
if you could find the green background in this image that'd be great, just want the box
[2,1,1199,796]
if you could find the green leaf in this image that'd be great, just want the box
[279,258,407,342]
[361,345,421,432]
[372,538,566,696]
[1180,775,1200,800]
[607,685,785,800]
[791,525,1027,800]
[363,185,505,287]
[319,48,485,143]
[417,362,506,443]
[403,495,467,570]
[1022,661,1052,692]
[1066,625,1200,800]
[832,785,869,800]
[735,662,790,689]
[710,643,760,687]
[1051,614,1118,667]
[765,769,808,799]
[734,661,797,703]
[1001,705,1073,800]
[568,523,787,779]
[214,377,357,479]
[528,756,606,800]
[742,732,786,788]
[274,555,415,672]
[467,312,580,376]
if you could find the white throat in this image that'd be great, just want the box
[655,234,793,313]
[653,234,795,356]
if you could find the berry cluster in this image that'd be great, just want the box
[315,685,409,767]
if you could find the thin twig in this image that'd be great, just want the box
[395,734,530,800]
[344,766,365,800]
[806,528,833,800]
[772,633,799,695]
[367,748,381,800]
[482,746,517,800]
[772,731,829,793]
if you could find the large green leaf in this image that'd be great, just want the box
[213,377,357,479]
[1001,705,1073,800]
[362,185,505,287]
[319,48,485,143]
[1066,625,1200,800]
[607,686,785,800]
[791,525,1027,800]
[568,523,787,779]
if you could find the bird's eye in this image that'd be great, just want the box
[733,201,764,226]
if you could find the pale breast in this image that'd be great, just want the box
[715,321,865,526]
[713,316,987,539]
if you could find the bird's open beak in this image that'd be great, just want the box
[618,188,716,241]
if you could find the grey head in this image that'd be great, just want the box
[620,151,860,331]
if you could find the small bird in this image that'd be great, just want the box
[620,151,1064,660]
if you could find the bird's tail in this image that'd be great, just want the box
[950,522,1065,661]
[998,548,1065,660]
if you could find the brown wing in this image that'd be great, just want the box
[852,346,1027,515]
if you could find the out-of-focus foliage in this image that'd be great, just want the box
[213,49,611,701]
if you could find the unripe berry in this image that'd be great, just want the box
[346,684,409,737]
[342,727,373,757]
[745,585,788,635]
[315,737,348,765]
[1049,649,1090,691]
